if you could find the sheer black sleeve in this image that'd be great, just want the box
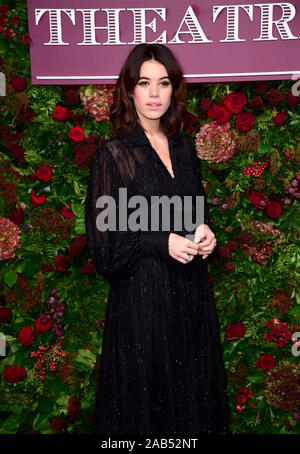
[84,143,171,281]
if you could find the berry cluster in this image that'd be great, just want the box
[242,159,269,177]
[30,337,66,381]
[45,288,65,337]
[284,177,300,200]
[263,318,297,348]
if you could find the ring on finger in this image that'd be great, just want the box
[185,254,191,262]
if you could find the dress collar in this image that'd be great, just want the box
[120,122,183,147]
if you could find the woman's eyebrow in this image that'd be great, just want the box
[138,76,170,80]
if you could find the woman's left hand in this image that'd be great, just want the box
[193,224,217,260]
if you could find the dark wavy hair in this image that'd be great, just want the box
[109,43,187,136]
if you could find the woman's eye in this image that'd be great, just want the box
[138,81,148,86]
[161,81,170,87]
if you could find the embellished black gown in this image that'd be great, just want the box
[85,122,230,435]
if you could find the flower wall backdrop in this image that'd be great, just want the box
[0,1,299,434]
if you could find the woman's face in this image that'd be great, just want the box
[132,59,172,127]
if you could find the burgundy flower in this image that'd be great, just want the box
[249,96,264,110]
[265,201,282,218]
[265,88,283,106]
[0,306,12,322]
[235,112,255,132]
[225,321,246,339]
[34,316,52,334]
[17,324,35,346]
[9,208,24,225]
[10,76,26,92]
[35,166,53,182]
[207,104,231,124]
[54,254,70,274]
[52,106,67,122]
[273,111,288,126]
[3,365,26,383]
[223,91,247,114]
[256,354,275,371]
[218,246,231,258]
[285,90,300,110]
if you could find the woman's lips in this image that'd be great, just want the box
[146,103,162,110]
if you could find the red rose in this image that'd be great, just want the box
[61,204,75,218]
[52,106,67,122]
[218,246,231,258]
[86,134,98,144]
[3,365,26,383]
[223,91,247,114]
[225,321,246,339]
[0,306,12,322]
[35,166,53,182]
[227,240,238,251]
[67,397,81,418]
[265,201,282,218]
[9,208,24,225]
[30,189,47,207]
[68,126,85,143]
[74,152,90,170]
[81,261,97,275]
[285,90,300,110]
[265,88,283,106]
[50,417,67,434]
[224,261,235,271]
[85,143,97,157]
[256,354,275,371]
[273,111,288,126]
[34,316,52,334]
[22,33,31,45]
[240,387,253,399]
[10,16,19,24]
[247,191,268,209]
[65,90,79,106]
[69,235,86,258]
[17,324,35,346]
[0,4,9,15]
[249,96,263,110]
[207,104,231,124]
[54,254,70,274]
[236,393,247,405]
[235,112,255,131]
[10,75,26,92]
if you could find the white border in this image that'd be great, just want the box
[36,70,300,80]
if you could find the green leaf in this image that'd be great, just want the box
[74,218,85,235]
[32,412,51,432]
[247,374,264,384]
[4,270,17,288]
[288,305,300,317]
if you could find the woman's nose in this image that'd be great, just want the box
[149,84,159,97]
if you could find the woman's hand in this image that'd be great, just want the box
[193,224,217,260]
[168,233,200,264]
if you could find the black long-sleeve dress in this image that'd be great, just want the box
[85,122,230,435]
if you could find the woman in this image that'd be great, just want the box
[85,43,230,435]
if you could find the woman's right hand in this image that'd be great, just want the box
[168,233,200,264]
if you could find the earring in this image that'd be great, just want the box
[130,93,133,97]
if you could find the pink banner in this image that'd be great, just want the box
[26,0,300,84]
